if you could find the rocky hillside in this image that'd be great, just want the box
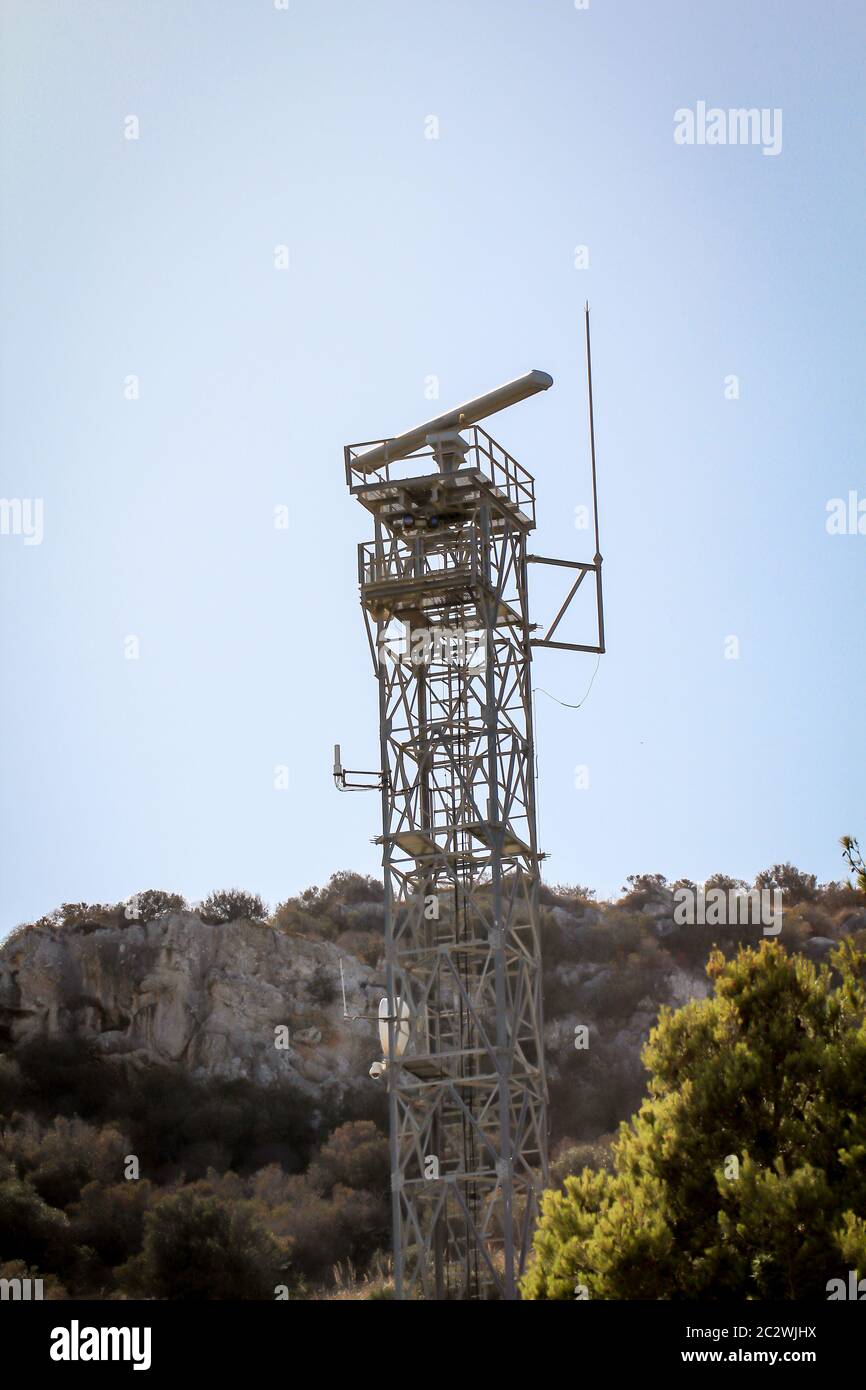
[2,866,863,1149]
[0,911,378,1103]
[1,866,863,1298]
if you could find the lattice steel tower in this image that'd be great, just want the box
[337,328,603,1300]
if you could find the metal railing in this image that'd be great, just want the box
[345,425,536,525]
[358,533,481,589]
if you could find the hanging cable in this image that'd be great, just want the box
[534,653,601,711]
[531,653,601,857]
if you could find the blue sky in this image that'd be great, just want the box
[1,0,864,935]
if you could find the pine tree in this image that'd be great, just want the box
[522,940,866,1300]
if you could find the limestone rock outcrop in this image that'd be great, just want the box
[0,913,378,1098]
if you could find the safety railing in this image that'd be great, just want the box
[358,534,481,589]
[345,425,536,525]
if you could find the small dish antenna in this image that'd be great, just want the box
[378,995,410,1058]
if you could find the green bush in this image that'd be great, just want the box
[2,1042,319,1181]
[523,940,866,1300]
[306,963,337,1007]
[0,1116,129,1210]
[198,889,268,925]
[69,1180,155,1269]
[0,1177,69,1272]
[618,873,670,910]
[307,1121,389,1198]
[266,1176,388,1283]
[755,862,818,903]
[549,1135,616,1188]
[118,1189,288,1300]
[124,890,187,923]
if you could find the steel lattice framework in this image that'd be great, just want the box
[340,354,603,1300]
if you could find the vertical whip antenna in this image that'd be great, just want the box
[584,302,601,565]
[584,302,605,653]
